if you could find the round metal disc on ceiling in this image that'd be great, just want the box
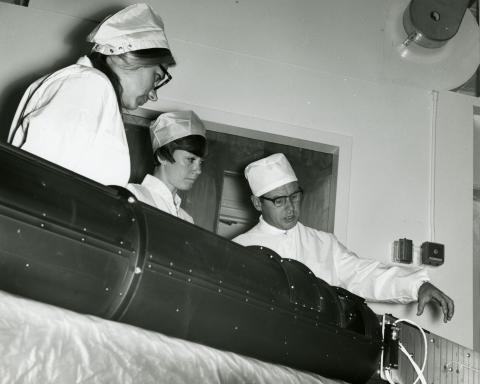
[382,0,480,91]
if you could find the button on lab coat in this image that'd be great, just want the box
[233,216,429,303]
[9,56,130,187]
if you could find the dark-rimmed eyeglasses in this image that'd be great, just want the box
[154,64,172,90]
[260,188,304,208]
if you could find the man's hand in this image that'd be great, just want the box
[417,282,454,322]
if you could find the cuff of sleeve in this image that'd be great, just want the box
[412,278,430,301]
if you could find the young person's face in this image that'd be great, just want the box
[108,58,168,110]
[160,150,203,192]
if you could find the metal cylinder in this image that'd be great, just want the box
[402,0,470,48]
[0,143,382,384]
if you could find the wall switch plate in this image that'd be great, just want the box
[393,238,413,263]
[421,242,444,266]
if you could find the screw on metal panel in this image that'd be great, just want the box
[467,353,471,358]
[127,196,135,203]
[40,223,45,228]
[41,181,46,187]
[148,264,152,268]
[119,292,123,296]
[246,290,250,294]
[17,229,21,234]
[176,308,180,313]
[118,251,122,255]
[105,287,110,292]
[245,298,249,302]
[234,326,238,330]
[430,338,435,343]
[270,307,274,311]
[169,261,174,267]
[290,285,295,289]
[42,212,46,217]
[131,218,136,222]
[188,269,192,274]
[83,227,87,232]
[120,241,124,245]
[218,288,222,293]
[168,271,172,276]
[187,278,191,283]
[81,238,85,242]
[25,263,30,268]
[149,254,153,259]
[219,280,223,284]
[134,267,142,274]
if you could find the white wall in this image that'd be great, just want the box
[0,0,478,347]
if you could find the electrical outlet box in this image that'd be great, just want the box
[393,238,413,263]
[421,242,444,266]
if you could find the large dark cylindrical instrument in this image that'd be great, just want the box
[0,143,382,384]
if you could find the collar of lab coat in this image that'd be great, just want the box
[76,55,93,67]
[258,215,298,235]
[142,174,182,212]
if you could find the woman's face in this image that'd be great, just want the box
[160,150,203,192]
[118,65,166,110]
[107,57,168,110]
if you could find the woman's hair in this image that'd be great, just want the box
[88,48,176,107]
[154,135,208,165]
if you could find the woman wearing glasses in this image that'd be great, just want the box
[8,3,174,187]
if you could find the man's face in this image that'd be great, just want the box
[252,181,302,230]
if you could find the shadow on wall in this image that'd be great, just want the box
[0,5,125,142]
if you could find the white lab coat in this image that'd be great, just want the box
[9,56,130,187]
[233,216,429,303]
[127,174,194,223]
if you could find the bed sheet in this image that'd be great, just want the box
[0,290,346,384]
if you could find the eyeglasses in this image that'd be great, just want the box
[154,64,172,90]
[260,188,304,208]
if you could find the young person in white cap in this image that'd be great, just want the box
[9,3,174,186]
[233,153,455,323]
[127,110,207,223]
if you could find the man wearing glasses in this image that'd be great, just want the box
[233,153,454,323]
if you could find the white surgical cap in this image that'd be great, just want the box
[150,111,206,152]
[87,3,170,55]
[245,153,298,197]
